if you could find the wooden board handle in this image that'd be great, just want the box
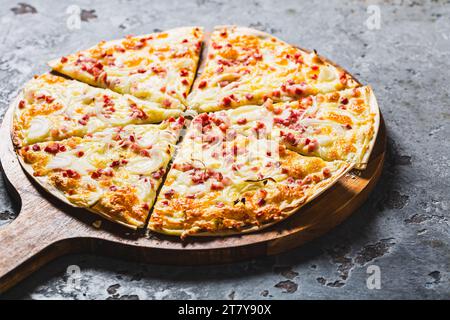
[0,191,71,293]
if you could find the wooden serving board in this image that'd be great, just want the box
[0,101,386,293]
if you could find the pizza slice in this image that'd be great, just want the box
[267,86,380,169]
[19,117,184,228]
[188,25,359,113]
[48,27,203,109]
[13,74,181,147]
[149,111,352,237]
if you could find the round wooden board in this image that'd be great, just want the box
[0,101,386,293]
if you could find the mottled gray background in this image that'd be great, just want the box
[0,0,449,299]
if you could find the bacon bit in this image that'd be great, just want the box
[253,52,263,60]
[256,198,266,207]
[237,118,247,125]
[142,203,150,211]
[137,68,146,73]
[311,65,319,71]
[273,107,282,115]
[90,170,101,179]
[32,144,40,151]
[216,202,225,208]
[255,121,265,131]
[218,59,232,66]
[164,189,175,199]
[182,79,189,86]
[44,143,61,154]
[222,96,232,107]
[129,134,135,142]
[339,72,348,84]
[212,42,222,50]
[311,74,318,80]
[115,46,126,53]
[341,97,349,105]
[103,95,114,107]
[323,167,331,178]
[195,40,202,52]
[211,182,224,191]
[220,30,228,37]
[180,69,189,77]
[216,66,224,74]
[294,52,304,64]
[109,185,118,191]
[160,86,166,93]
[173,162,194,172]
[78,114,90,126]
[294,87,303,95]
[140,149,150,157]
[152,169,165,179]
[198,80,207,89]
[161,200,169,206]
[219,123,228,132]
[345,124,352,130]
[307,140,318,152]
[91,168,113,179]
[121,159,128,165]
[151,66,166,74]
[60,56,68,63]
[64,169,80,179]
[18,100,26,109]
[227,144,236,157]
[130,104,148,119]
[110,160,121,167]
[282,132,297,146]
[76,150,84,157]
[182,39,188,43]
[196,112,210,126]
[245,93,254,100]
[272,90,281,98]
[162,99,172,108]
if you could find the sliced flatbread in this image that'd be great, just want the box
[49,27,203,109]
[18,118,184,228]
[188,25,359,113]
[149,111,352,237]
[267,86,379,169]
[13,74,181,147]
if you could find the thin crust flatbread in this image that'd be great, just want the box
[11,25,380,236]
[188,25,359,113]
[49,27,203,109]
[13,74,181,147]
[17,118,184,228]
[265,85,380,169]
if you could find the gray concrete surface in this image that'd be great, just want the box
[0,0,449,299]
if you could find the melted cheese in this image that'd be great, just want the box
[14,74,181,146]
[188,26,358,113]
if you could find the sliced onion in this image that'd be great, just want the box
[27,116,51,141]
